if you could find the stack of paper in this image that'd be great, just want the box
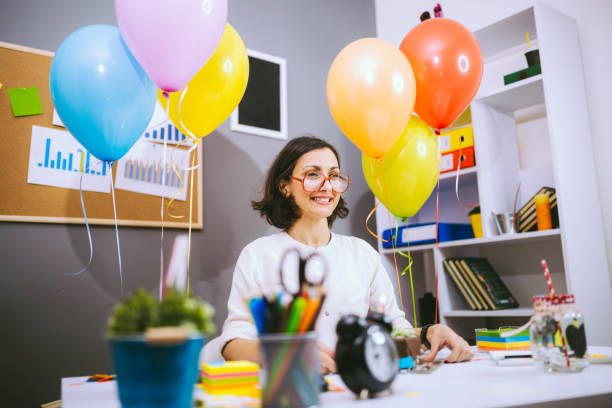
[476,328,530,351]
[199,360,260,397]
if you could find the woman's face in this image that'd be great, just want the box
[284,148,342,223]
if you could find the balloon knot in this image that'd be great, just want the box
[434,129,440,136]
[162,91,170,99]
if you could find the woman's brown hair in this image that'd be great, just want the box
[251,136,349,230]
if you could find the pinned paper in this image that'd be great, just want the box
[52,109,65,127]
[0,82,3,90]
[8,87,43,117]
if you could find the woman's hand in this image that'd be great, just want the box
[317,341,337,374]
[421,324,474,363]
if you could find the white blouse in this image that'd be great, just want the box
[201,231,412,362]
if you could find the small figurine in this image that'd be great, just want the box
[434,3,444,18]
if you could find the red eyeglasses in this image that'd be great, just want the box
[290,171,350,193]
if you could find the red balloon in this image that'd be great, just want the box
[400,18,483,130]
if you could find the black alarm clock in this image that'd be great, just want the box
[335,313,399,398]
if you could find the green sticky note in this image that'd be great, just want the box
[8,87,43,117]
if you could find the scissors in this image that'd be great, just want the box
[279,248,328,299]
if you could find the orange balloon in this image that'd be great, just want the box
[327,38,416,158]
[400,18,483,130]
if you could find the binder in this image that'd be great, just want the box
[381,222,474,249]
[440,146,475,174]
[503,64,542,85]
[438,126,474,155]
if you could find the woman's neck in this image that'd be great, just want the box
[287,217,331,249]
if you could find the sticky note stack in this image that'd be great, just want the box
[199,360,260,397]
[476,328,530,351]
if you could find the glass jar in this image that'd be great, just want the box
[530,294,588,372]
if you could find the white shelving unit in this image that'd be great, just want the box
[376,4,612,345]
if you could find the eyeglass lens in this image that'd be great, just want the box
[303,173,348,192]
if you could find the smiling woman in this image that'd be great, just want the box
[201,136,473,373]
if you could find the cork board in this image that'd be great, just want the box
[0,42,203,229]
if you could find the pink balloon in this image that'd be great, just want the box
[115,0,228,92]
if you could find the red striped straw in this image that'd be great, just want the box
[541,259,555,294]
[543,259,570,368]
[557,320,571,368]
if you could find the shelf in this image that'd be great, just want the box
[438,228,560,248]
[381,228,561,255]
[443,308,533,317]
[438,166,477,181]
[474,7,536,60]
[475,75,544,112]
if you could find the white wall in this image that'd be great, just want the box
[375,0,612,284]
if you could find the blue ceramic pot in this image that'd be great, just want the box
[109,335,204,408]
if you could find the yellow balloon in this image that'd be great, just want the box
[362,115,439,219]
[158,23,249,139]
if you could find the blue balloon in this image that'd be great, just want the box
[50,25,156,162]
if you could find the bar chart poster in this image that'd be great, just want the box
[115,139,189,201]
[142,119,194,146]
[27,125,111,193]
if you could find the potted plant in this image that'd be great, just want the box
[107,288,215,408]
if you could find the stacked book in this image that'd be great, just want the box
[517,186,559,233]
[476,328,530,351]
[199,360,260,397]
[442,258,519,311]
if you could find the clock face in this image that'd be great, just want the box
[364,326,397,383]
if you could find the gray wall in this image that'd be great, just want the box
[0,1,377,406]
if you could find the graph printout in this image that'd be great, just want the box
[115,139,190,201]
[27,125,111,193]
[142,119,194,146]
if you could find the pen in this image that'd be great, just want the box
[307,293,326,331]
[297,298,320,333]
[285,296,307,333]
[248,297,266,334]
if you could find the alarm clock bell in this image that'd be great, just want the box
[335,313,399,398]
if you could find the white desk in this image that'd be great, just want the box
[62,347,612,408]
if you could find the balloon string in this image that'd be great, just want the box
[434,129,442,324]
[186,148,196,296]
[364,159,389,241]
[165,138,201,219]
[394,219,417,327]
[454,143,479,208]
[109,161,124,298]
[65,173,93,277]
[365,201,387,242]
[377,158,404,312]
[177,85,199,140]
[159,135,168,301]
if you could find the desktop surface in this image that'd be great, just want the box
[62,346,612,408]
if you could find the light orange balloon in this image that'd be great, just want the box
[327,38,416,158]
